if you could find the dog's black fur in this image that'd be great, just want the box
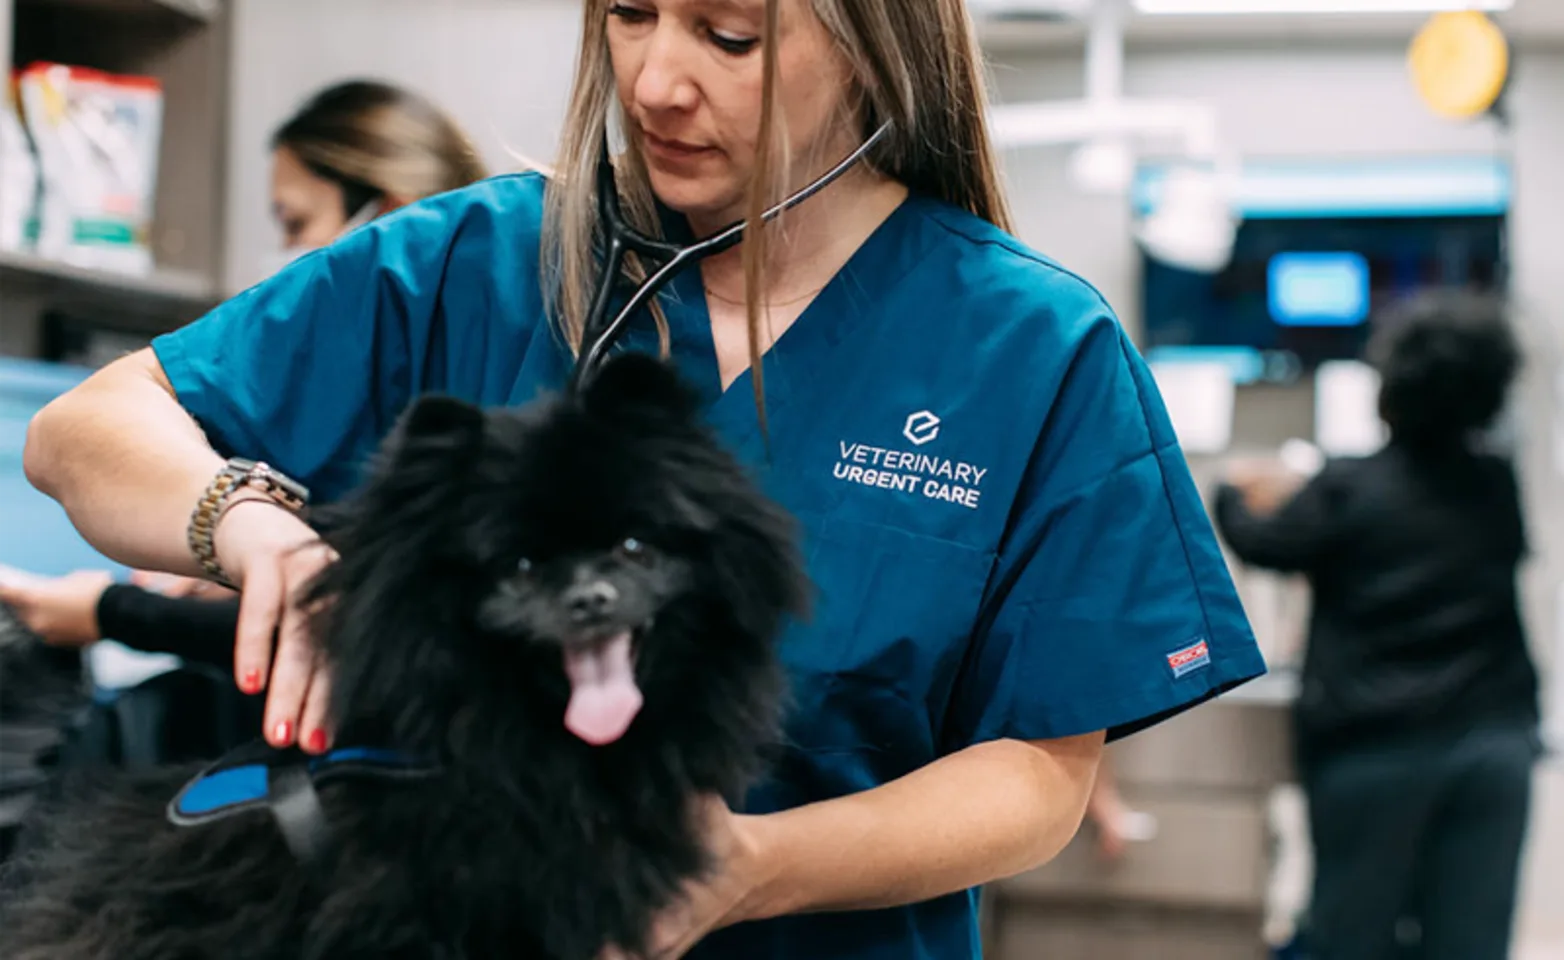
[0,611,86,861]
[0,353,809,960]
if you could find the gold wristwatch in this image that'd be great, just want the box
[187,458,311,589]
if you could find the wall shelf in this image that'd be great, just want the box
[15,0,216,25]
[2,0,229,357]
[148,0,218,22]
[0,250,218,307]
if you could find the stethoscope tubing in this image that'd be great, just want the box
[571,121,894,390]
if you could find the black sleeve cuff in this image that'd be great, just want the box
[95,584,239,672]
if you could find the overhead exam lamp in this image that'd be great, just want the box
[985,0,1241,273]
[1136,166,1239,274]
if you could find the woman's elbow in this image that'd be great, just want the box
[1001,735,1103,875]
[23,394,73,500]
[1027,781,1096,871]
[1010,812,1088,878]
[23,350,172,500]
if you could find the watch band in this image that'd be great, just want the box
[188,459,311,588]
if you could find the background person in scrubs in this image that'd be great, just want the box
[268,79,490,256]
[23,1,1266,957]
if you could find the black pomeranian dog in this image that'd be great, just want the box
[0,353,808,960]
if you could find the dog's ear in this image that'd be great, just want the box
[582,352,699,424]
[383,395,486,467]
[319,395,487,556]
[399,394,486,443]
[362,395,484,494]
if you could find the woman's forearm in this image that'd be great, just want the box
[24,349,222,576]
[96,585,240,670]
[740,733,1104,920]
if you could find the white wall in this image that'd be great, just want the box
[223,0,584,292]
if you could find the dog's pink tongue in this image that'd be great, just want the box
[562,631,642,746]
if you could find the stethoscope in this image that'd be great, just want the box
[569,120,894,391]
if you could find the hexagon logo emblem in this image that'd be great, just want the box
[903,410,941,446]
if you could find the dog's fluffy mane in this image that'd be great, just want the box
[0,353,809,960]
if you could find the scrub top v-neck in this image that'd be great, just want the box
[614,191,911,459]
[153,172,1266,960]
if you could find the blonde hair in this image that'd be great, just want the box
[543,0,1012,411]
[273,80,489,209]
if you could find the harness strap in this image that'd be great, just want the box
[268,761,333,862]
[166,740,441,864]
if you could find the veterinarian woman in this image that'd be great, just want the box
[23,1,1266,957]
[0,78,488,667]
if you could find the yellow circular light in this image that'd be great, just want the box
[1409,11,1510,121]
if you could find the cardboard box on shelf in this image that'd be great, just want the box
[15,63,163,277]
[0,77,40,255]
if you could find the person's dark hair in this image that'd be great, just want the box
[1370,290,1521,453]
[271,80,489,218]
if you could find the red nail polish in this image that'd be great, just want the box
[240,670,262,694]
[306,729,328,754]
[272,720,293,746]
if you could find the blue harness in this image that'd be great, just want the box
[167,740,440,862]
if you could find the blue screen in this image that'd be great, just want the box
[1267,252,1371,327]
[0,358,127,578]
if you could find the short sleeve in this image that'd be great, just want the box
[150,175,547,502]
[945,314,1266,747]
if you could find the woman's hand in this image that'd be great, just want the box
[212,498,338,754]
[1223,457,1306,516]
[604,735,1099,958]
[129,569,234,600]
[0,570,115,647]
[601,798,772,960]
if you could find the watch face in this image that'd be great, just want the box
[228,459,309,506]
[272,471,308,500]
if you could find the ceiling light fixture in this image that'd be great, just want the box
[1134,0,1512,15]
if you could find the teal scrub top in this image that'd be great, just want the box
[151,172,1266,960]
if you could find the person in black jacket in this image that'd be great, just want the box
[1215,291,1542,960]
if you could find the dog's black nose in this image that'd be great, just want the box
[565,581,618,622]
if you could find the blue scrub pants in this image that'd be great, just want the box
[1301,724,1540,960]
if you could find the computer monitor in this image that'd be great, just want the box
[1137,158,1510,385]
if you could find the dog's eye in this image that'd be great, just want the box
[516,557,534,576]
[616,538,650,562]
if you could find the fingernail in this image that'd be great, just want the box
[305,729,328,754]
[272,720,293,746]
[240,670,262,694]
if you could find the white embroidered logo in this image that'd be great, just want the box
[834,411,988,510]
[903,410,941,446]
